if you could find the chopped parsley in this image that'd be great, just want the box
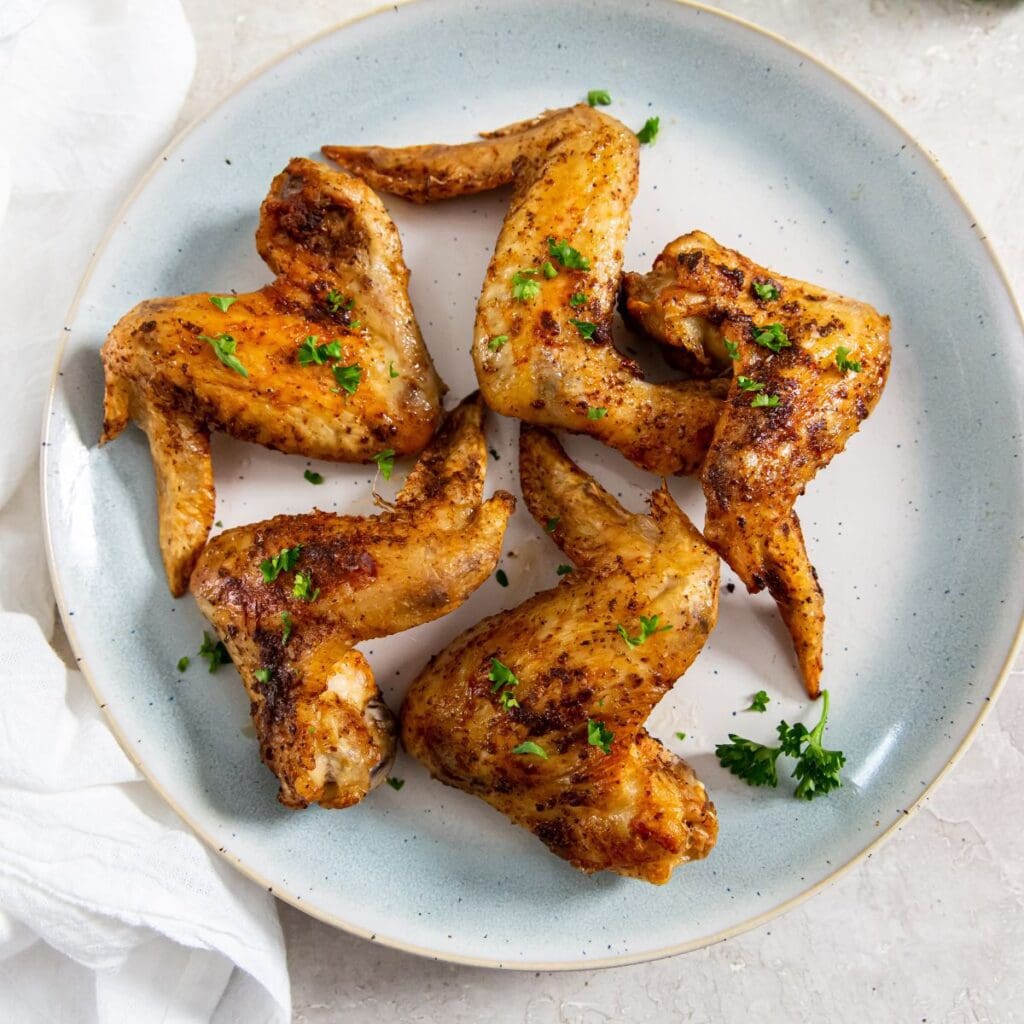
[200,333,248,377]
[292,570,319,602]
[736,375,765,393]
[541,260,558,279]
[752,281,779,301]
[556,564,573,576]
[254,668,271,684]
[386,777,405,791]
[751,322,791,352]
[198,632,230,672]
[297,335,343,366]
[570,293,589,307]
[547,237,591,271]
[488,334,509,352]
[512,741,548,759]
[495,569,509,587]
[587,89,612,106]
[617,614,672,649]
[489,658,519,691]
[348,320,362,331]
[209,295,237,312]
[331,363,362,395]
[372,449,395,480]
[570,319,598,340]
[545,517,559,533]
[586,406,607,420]
[587,719,614,755]
[751,392,781,409]
[715,689,845,799]
[675,731,687,741]
[388,361,399,378]
[176,656,190,672]
[280,611,293,644]
[512,269,541,301]
[303,469,324,484]
[834,346,862,373]
[499,690,520,710]
[724,339,740,361]
[260,545,301,583]
[748,689,770,713]
[636,116,660,144]
[325,290,352,314]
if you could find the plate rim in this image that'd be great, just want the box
[40,0,1024,971]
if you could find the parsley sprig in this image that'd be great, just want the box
[747,690,770,713]
[489,658,520,710]
[587,719,614,755]
[715,690,845,800]
[297,335,342,366]
[547,237,591,271]
[260,545,301,583]
[834,346,862,373]
[512,741,548,759]
[752,281,779,301]
[512,269,541,301]
[636,116,660,144]
[200,333,248,377]
[751,322,791,353]
[198,632,230,672]
[617,614,672,649]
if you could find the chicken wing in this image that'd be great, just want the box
[189,394,514,810]
[401,426,719,883]
[623,231,891,696]
[324,106,724,475]
[102,157,445,595]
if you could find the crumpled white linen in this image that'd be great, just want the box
[0,1,290,1020]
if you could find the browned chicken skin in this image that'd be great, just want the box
[101,157,444,595]
[324,106,724,475]
[623,231,891,697]
[401,426,719,883]
[190,394,514,810]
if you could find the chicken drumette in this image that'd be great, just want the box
[401,426,719,884]
[324,106,724,475]
[102,157,444,595]
[190,394,513,810]
[623,231,891,696]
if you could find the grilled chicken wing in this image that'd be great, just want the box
[623,231,891,697]
[401,426,719,883]
[190,394,514,810]
[324,106,724,475]
[102,157,444,595]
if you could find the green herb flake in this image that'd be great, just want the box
[512,269,541,302]
[331,362,362,395]
[587,719,614,755]
[716,733,783,788]
[386,776,405,791]
[636,116,660,144]
[752,281,779,301]
[176,656,190,673]
[209,295,237,312]
[260,545,302,583]
[617,614,672,649]
[547,237,591,271]
[512,741,548,759]
[748,690,770,713]
[324,290,350,314]
[389,361,399,378]
[751,322,791,353]
[372,449,396,480]
[488,334,510,352]
[587,89,612,106]
[570,318,598,340]
[254,668,271,684]
[495,569,509,587]
[280,611,293,644]
[499,690,520,710]
[198,632,231,673]
[569,292,589,307]
[675,731,687,741]
[736,375,765,393]
[304,469,324,485]
[489,658,519,691]
[724,339,740,361]
[292,570,320,603]
[834,346,863,373]
[586,406,607,420]
[751,392,781,408]
[200,333,248,377]
[541,260,558,279]
[556,564,573,576]
[297,335,342,366]
[782,690,846,800]
[544,517,560,533]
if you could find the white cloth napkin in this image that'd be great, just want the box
[0,1,290,1020]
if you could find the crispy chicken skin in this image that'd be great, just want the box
[623,231,891,697]
[401,426,719,883]
[324,106,724,475]
[101,157,444,595]
[190,394,514,810]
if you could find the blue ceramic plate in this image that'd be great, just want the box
[43,0,1024,967]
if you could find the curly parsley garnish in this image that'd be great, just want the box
[587,719,614,755]
[512,741,548,759]
[200,333,248,377]
[748,690,770,713]
[636,116,660,144]
[617,614,672,649]
[547,237,591,271]
[260,545,301,583]
[751,322,791,353]
[834,346,862,373]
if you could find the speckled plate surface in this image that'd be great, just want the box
[43,0,1024,968]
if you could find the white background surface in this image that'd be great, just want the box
[171,0,1022,1020]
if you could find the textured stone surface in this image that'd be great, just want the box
[178,2,1024,1020]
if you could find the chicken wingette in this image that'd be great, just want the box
[102,157,444,595]
[401,426,719,884]
[324,106,724,475]
[190,394,513,810]
[623,231,891,697]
